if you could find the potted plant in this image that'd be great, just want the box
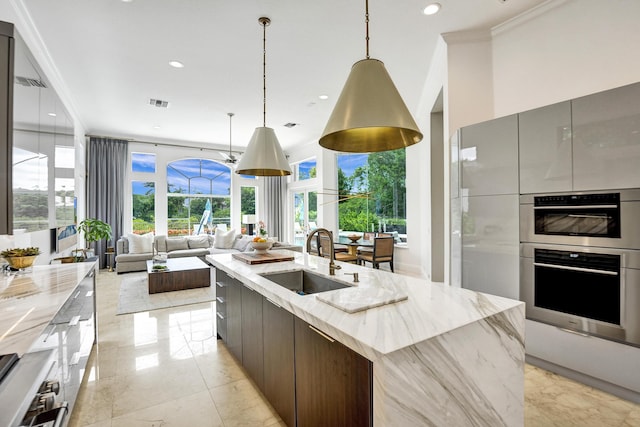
[1,247,41,269]
[78,218,112,258]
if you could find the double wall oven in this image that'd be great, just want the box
[520,189,640,347]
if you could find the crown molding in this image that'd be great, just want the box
[441,29,492,45]
[492,0,570,36]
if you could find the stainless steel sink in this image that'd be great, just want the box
[260,270,350,295]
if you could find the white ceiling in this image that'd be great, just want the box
[21,0,545,153]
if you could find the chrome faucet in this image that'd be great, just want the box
[305,228,341,275]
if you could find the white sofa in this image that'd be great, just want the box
[115,233,255,273]
[116,233,303,273]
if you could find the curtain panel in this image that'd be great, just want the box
[86,137,128,268]
[263,176,286,241]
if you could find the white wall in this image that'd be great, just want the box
[492,0,640,116]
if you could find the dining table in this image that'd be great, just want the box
[336,236,374,256]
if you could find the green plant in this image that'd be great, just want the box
[1,247,41,257]
[78,218,112,250]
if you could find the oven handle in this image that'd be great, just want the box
[534,262,619,276]
[534,205,618,210]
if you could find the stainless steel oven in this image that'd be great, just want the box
[520,242,640,347]
[520,188,640,249]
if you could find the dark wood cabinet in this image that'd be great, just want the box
[241,284,264,391]
[263,297,296,427]
[215,275,227,342]
[219,270,242,362]
[294,317,372,427]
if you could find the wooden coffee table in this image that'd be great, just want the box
[146,257,210,294]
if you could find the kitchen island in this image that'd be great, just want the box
[207,251,525,426]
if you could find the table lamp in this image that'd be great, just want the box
[242,215,257,235]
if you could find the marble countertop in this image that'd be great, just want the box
[0,262,97,356]
[206,251,523,361]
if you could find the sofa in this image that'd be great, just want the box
[115,232,302,273]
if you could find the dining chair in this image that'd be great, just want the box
[318,234,358,263]
[357,232,376,255]
[357,237,394,272]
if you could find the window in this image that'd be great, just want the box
[132,152,156,173]
[55,178,75,226]
[132,181,155,234]
[336,149,406,241]
[293,158,317,181]
[241,186,256,234]
[167,159,231,235]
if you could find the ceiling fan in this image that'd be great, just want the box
[220,112,240,164]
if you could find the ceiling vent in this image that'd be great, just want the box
[15,76,47,88]
[149,98,169,108]
[284,122,298,128]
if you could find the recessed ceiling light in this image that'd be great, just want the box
[423,2,441,15]
[152,125,161,129]
[121,0,134,3]
[319,95,329,100]
[168,60,184,68]
[47,112,56,117]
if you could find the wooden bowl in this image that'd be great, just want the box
[5,255,38,269]
[347,234,361,243]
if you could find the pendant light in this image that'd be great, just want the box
[236,17,291,176]
[319,0,423,153]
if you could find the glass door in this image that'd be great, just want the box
[293,190,317,246]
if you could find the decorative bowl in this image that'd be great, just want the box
[347,234,361,243]
[5,255,38,269]
[250,240,273,253]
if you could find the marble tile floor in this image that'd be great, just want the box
[68,271,640,427]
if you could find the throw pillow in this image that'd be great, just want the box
[188,235,211,249]
[214,228,236,249]
[232,235,253,252]
[166,237,189,252]
[127,232,154,254]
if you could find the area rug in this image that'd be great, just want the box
[116,272,216,315]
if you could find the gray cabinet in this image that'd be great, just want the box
[263,297,295,427]
[572,81,640,191]
[29,266,96,415]
[241,284,263,391]
[519,101,572,194]
[461,114,519,196]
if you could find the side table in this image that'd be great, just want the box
[106,251,115,272]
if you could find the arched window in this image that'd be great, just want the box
[167,158,232,236]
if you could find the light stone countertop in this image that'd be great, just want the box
[207,250,523,362]
[0,262,98,356]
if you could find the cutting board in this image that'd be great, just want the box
[232,252,295,265]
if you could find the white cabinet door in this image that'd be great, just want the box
[461,115,518,196]
[461,194,520,300]
[519,101,573,194]
[572,82,640,191]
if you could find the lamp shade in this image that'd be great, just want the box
[235,127,292,176]
[319,58,423,153]
[242,214,257,224]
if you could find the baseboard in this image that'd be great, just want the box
[526,354,640,404]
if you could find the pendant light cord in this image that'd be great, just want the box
[262,19,267,127]
[365,0,370,59]
[228,112,234,155]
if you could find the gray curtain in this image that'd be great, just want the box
[263,176,286,241]
[86,137,127,268]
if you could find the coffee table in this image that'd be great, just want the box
[146,257,210,294]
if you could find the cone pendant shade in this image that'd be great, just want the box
[235,126,291,176]
[319,58,423,153]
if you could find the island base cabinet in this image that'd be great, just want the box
[241,284,263,391]
[294,317,372,427]
[263,298,295,427]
